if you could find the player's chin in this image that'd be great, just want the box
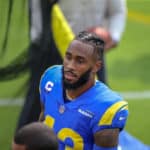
[64,78,78,84]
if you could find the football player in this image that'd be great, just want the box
[39,31,128,150]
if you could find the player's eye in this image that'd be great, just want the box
[76,58,85,64]
[65,53,72,61]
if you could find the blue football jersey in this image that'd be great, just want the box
[39,65,128,150]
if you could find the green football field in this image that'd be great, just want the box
[0,0,150,149]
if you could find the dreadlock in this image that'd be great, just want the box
[75,31,105,60]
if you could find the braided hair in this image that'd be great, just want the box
[75,31,105,60]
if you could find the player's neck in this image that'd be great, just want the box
[65,79,95,100]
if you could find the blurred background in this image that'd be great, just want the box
[0,0,150,149]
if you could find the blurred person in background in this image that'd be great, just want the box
[12,122,58,150]
[59,0,127,83]
[16,0,63,130]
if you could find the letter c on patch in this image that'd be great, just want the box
[45,81,54,92]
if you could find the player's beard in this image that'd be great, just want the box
[62,67,92,90]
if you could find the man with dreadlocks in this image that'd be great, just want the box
[39,31,128,150]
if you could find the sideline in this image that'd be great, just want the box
[120,91,150,100]
[0,91,150,106]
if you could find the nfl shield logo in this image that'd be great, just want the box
[59,105,65,114]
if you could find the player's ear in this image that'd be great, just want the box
[92,60,102,73]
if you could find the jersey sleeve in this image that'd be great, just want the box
[111,104,128,130]
[39,68,50,105]
[39,65,61,105]
[91,100,129,133]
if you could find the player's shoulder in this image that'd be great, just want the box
[41,65,62,79]
[40,65,62,87]
[93,81,128,112]
[93,98,128,131]
[43,65,62,76]
[87,81,128,131]
[95,81,123,102]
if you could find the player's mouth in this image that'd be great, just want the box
[64,71,77,81]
